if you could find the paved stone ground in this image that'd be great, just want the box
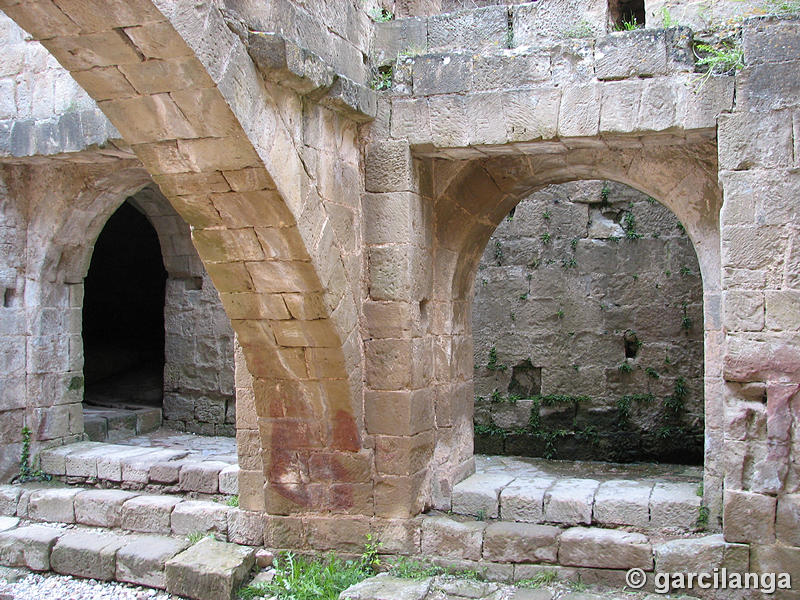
[123,428,237,459]
[340,574,701,600]
[0,570,180,599]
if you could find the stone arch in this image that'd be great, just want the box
[0,0,365,514]
[428,137,724,518]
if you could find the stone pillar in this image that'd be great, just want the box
[363,140,437,517]
[718,18,800,568]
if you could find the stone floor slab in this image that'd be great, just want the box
[165,536,255,600]
[340,575,432,600]
[121,448,189,483]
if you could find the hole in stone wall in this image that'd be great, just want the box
[82,200,166,407]
[609,0,646,27]
[623,329,640,359]
[508,360,541,397]
[472,180,705,465]
[185,276,203,291]
[2,288,14,308]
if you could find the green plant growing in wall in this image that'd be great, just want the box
[615,16,641,30]
[694,41,744,89]
[645,367,660,379]
[18,427,50,484]
[600,184,610,204]
[486,347,507,371]
[368,7,394,21]
[618,362,633,374]
[680,266,692,277]
[622,210,641,240]
[369,65,393,90]
[681,302,693,331]
[661,6,676,26]
[556,308,565,319]
[561,257,577,269]
[696,505,710,530]
[541,232,551,244]
[494,240,503,265]
[542,210,551,220]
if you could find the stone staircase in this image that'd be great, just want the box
[0,482,261,599]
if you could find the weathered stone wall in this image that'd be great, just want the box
[0,11,118,158]
[472,181,704,464]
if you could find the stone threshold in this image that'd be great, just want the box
[449,455,704,532]
[83,404,162,443]
[38,438,238,496]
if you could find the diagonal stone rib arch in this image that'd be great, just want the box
[0,0,365,514]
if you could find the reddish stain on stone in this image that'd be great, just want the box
[331,409,361,451]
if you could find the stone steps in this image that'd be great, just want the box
[418,512,749,591]
[38,441,238,496]
[0,483,260,544]
[83,405,162,442]
[450,471,702,532]
[0,519,255,600]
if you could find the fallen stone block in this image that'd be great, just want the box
[120,494,182,534]
[165,537,255,600]
[559,527,653,570]
[75,489,140,527]
[51,529,128,580]
[0,525,63,571]
[649,482,701,529]
[27,487,82,523]
[499,477,554,523]
[116,534,189,589]
[421,516,485,561]
[451,472,515,519]
[593,479,652,527]
[171,500,230,540]
[543,479,599,525]
[179,461,230,493]
[482,521,561,563]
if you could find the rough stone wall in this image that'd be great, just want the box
[472,181,704,464]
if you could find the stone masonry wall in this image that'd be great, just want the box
[472,181,705,464]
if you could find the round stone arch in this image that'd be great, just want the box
[0,0,366,515]
[428,137,725,521]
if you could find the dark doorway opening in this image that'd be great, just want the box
[609,0,646,28]
[82,200,167,408]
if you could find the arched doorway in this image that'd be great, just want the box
[82,200,167,411]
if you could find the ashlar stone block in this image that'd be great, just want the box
[543,478,599,525]
[499,477,554,523]
[482,521,561,563]
[559,527,653,570]
[116,535,190,590]
[51,530,128,580]
[451,472,515,519]
[165,537,255,600]
[120,495,182,534]
[593,480,652,527]
[0,525,63,571]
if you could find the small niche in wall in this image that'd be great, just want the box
[3,288,15,308]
